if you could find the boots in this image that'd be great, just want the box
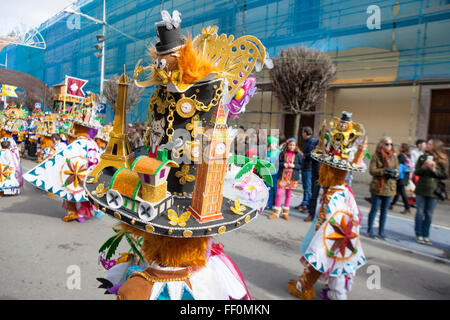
[269,207,281,219]
[288,264,322,300]
[281,206,291,220]
[63,201,79,222]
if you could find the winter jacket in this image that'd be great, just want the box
[414,155,449,198]
[397,153,411,186]
[301,137,318,171]
[278,151,303,181]
[369,151,399,197]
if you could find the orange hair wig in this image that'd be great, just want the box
[116,223,210,268]
[318,163,347,188]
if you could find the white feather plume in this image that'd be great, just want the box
[172,10,182,28]
[160,10,173,30]
[160,10,182,30]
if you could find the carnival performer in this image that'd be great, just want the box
[288,112,367,300]
[0,137,23,196]
[269,138,302,220]
[43,133,67,160]
[24,105,102,223]
[86,9,272,300]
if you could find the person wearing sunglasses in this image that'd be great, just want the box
[367,137,399,239]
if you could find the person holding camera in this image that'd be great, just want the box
[414,139,449,245]
[367,137,399,240]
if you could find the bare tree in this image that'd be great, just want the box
[269,46,336,140]
[13,90,41,112]
[43,86,55,111]
[103,74,145,112]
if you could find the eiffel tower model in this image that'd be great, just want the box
[87,67,135,182]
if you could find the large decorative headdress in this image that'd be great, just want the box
[312,111,368,172]
[85,10,272,238]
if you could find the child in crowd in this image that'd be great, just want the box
[269,138,302,220]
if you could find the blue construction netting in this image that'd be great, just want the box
[1,0,449,123]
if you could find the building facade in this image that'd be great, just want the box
[1,0,449,157]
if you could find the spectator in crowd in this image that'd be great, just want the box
[304,140,321,222]
[390,143,413,214]
[234,126,247,156]
[296,127,318,213]
[367,136,399,240]
[269,138,303,221]
[414,139,449,245]
[243,129,259,159]
[266,136,281,209]
[410,139,426,169]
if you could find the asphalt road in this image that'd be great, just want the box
[0,159,449,300]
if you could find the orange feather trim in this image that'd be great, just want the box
[116,223,210,268]
[177,37,217,84]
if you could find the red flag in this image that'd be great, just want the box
[65,76,88,98]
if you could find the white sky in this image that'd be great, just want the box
[0,0,75,36]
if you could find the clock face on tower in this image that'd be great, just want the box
[214,142,226,156]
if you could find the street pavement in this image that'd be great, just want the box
[0,159,449,300]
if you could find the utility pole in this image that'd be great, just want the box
[100,0,106,99]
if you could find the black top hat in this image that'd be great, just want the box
[340,111,352,122]
[155,10,185,55]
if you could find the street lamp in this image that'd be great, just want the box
[64,2,141,101]
[64,0,106,99]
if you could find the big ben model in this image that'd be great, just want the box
[189,103,230,223]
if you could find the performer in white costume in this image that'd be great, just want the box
[289,111,368,300]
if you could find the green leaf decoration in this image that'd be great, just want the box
[124,232,145,262]
[257,167,275,187]
[105,232,125,260]
[235,162,255,180]
[227,154,250,166]
[98,233,118,253]
[364,149,371,159]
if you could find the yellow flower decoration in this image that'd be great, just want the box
[230,198,246,215]
[167,209,191,227]
[175,165,196,185]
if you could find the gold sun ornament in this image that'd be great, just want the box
[63,159,89,189]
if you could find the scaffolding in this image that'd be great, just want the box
[0,0,449,124]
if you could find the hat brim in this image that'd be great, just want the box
[311,151,365,172]
[155,38,186,55]
[84,166,266,238]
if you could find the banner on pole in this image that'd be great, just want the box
[65,76,88,98]
[1,85,18,97]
